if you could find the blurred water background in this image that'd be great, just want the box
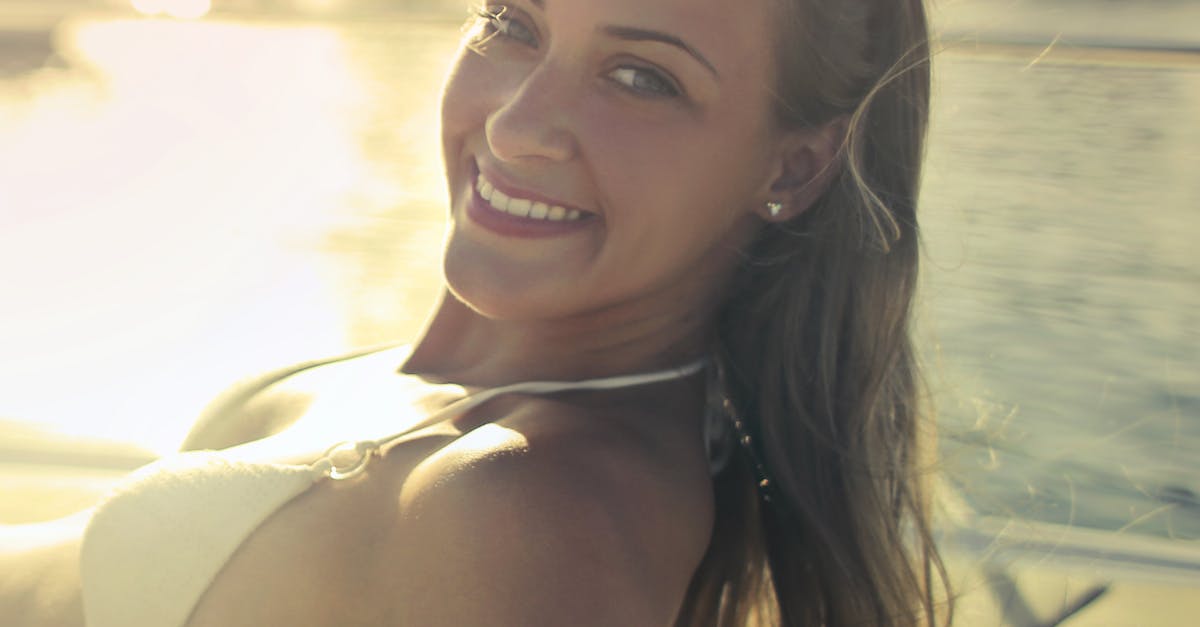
[0,0,1197,547]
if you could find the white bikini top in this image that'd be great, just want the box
[79,359,707,627]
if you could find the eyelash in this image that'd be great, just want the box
[472,6,538,47]
[469,5,685,100]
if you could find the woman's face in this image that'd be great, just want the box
[440,0,782,323]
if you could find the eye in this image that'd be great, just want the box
[607,66,682,99]
[473,5,539,48]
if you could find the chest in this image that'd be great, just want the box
[182,428,458,627]
[179,376,477,626]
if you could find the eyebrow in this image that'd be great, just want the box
[523,0,720,80]
[600,25,720,79]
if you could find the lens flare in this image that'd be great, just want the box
[130,0,212,19]
[130,0,163,15]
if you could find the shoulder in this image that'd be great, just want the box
[383,398,714,626]
[179,344,409,451]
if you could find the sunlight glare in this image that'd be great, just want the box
[129,0,162,15]
[0,19,369,453]
[130,0,212,20]
[295,0,346,14]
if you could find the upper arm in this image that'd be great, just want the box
[387,427,702,626]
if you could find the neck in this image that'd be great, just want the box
[404,289,715,386]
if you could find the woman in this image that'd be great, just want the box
[2,0,947,624]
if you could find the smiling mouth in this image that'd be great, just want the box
[475,172,585,222]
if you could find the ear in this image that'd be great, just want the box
[756,116,847,222]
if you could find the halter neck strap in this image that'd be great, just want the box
[313,359,708,480]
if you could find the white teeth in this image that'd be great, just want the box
[507,198,532,217]
[476,172,584,222]
[491,189,509,211]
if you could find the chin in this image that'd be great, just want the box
[442,239,569,322]
[443,270,515,321]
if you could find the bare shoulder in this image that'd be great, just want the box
[383,398,715,626]
[179,344,409,451]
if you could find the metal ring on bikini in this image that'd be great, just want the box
[322,440,377,481]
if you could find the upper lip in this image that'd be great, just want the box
[474,160,592,215]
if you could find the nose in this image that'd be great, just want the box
[485,63,577,164]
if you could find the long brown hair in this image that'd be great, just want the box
[676,0,950,624]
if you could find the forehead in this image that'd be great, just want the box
[540,0,777,77]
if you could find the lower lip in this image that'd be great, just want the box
[465,178,593,239]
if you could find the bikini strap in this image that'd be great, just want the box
[311,359,708,481]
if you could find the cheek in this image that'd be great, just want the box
[440,51,512,151]
[580,122,759,279]
[440,55,482,145]
[579,108,764,223]
[578,108,699,202]
[440,53,506,200]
